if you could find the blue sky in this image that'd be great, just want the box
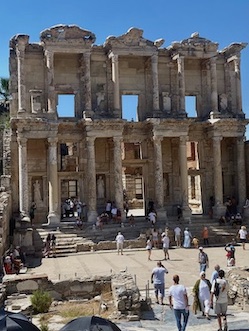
[0,0,248,129]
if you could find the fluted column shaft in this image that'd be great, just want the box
[151,54,160,111]
[177,56,185,113]
[234,57,242,113]
[113,137,124,212]
[86,137,97,221]
[83,52,92,112]
[210,58,218,112]
[16,44,26,112]
[17,136,29,220]
[110,53,120,111]
[45,50,56,113]
[213,136,223,204]
[179,136,189,208]
[153,136,164,208]
[237,137,246,208]
[47,138,60,224]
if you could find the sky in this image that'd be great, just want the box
[0,0,248,131]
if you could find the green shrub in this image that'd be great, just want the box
[40,323,49,331]
[31,289,52,314]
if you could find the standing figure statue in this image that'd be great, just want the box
[33,180,43,206]
[97,176,105,199]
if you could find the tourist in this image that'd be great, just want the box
[169,274,190,331]
[192,271,211,319]
[225,242,236,266]
[148,209,157,226]
[115,231,125,255]
[210,264,220,284]
[192,236,199,248]
[210,269,229,331]
[151,228,159,248]
[146,237,153,261]
[76,200,82,220]
[174,226,181,247]
[29,201,36,224]
[177,205,182,221]
[129,214,135,227]
[105,200,112,217]
[151,261,168,305]
[237,225,247,250]
[198,247,209,272]
[161,232,170,260]
[111,205,118,222]
[183,228,192,248]
[51,234,56,258]
[43,233,51,257]
[202,226,209,246]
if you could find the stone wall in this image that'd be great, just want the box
[227,267,249,311]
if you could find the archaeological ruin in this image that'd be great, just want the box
[0,24,248,251]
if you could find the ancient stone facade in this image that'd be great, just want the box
[7,25,248,225]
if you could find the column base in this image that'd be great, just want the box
[83,110,94,119]
[20,212,31,222]
[213,204,227,218]
[87,210,98,223]
[44,212,60,227]
[210,111,221,119]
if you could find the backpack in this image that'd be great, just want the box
[213,280,220,298]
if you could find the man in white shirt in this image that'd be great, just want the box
[115,232,125,255]
[174,226,181,247]
[210,269,228,331]
[169,274,190,331]
[162,232,170,260]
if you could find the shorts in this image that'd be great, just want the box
[154,283,165,298]
[215,302,228,315]
[240,239,246,243]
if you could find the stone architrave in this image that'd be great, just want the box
[113,137,124,218]
[86,137,97,222]
[151,54,160,111]
[179,136,191,218]
[47,137,60,225]
[17,136,30,221]
[237,137,246,210]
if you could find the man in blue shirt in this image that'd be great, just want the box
[210,264,220,284]
[151,261,168,305]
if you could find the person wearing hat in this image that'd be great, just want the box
[237,225,247,250]
[198,247,209,272]
[192,271,212,319]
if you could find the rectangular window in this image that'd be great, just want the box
[122,95,138,121]
[135,177,143,199]
[185,96,197,117]
[57,94,75,117]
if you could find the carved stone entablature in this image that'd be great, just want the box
[40,24,96,46]
[10,34,29,50]
[104,27,164,51]
[221,42,248,59]
[169,32,218,59]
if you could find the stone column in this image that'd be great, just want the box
[113,137,124,218]
[151,54,160,111]
[212,136,225,217]
[153,136,164,208]
[237,137,246,210]
[83,52,92,116]
[110,53,120,112]
[47,138,60,225]
[45,50,56,113]
[210,57,219,116]
[234,57,243,114]
[17,136,30,221]
[179,136,191,218]
[177,56,186,114]
[86,137,97,222]
[16,42,27,113]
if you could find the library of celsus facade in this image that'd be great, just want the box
[7,25,248,224]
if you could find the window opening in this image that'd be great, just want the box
[185,96,197,117]
[135,177,143,199]
[57,94,75,117]
[122,95,138,121]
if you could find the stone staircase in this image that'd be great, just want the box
[33,214,244,257]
